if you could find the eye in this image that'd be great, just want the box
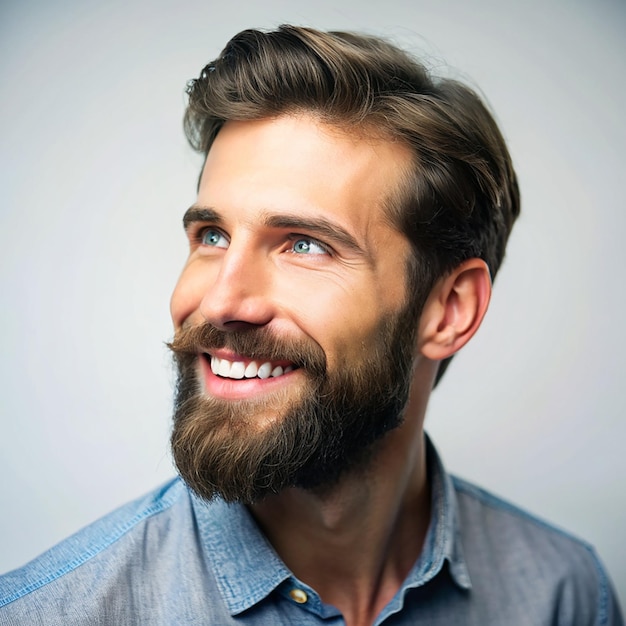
[201,229,229,249]
[291,237,328,255]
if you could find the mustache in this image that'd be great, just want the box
[167,322,327,376]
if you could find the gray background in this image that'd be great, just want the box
[1,0,625,607]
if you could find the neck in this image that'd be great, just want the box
[249,366,434,626]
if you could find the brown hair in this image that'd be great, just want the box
[184,25,520,384]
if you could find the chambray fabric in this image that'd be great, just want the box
[0,439,622,625]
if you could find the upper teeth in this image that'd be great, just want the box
[210,356,294,380]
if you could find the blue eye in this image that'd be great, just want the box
[292,238,327,255]
[201,229,229,248]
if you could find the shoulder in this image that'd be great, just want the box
[0,478,216,625]
[452,476,623,625]
[452,475,599,563]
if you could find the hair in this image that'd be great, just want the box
[184,25,520,385]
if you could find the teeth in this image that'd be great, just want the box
[230,361,245,379]
[244,362,258,378]
[218,359,231,378]
[257,362,272,379]
[210,356,294,380]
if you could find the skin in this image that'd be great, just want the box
[170,114,492,626]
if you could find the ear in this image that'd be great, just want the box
[418,258,492,361]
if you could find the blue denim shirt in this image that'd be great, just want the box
[0,438,622,625]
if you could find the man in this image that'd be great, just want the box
[0,24,622,626]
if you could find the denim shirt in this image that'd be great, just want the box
[0,438,622,625]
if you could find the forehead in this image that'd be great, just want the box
[198,114,412,233]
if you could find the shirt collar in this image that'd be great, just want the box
[408,434,472,591]
[190,434,471,616]
[191,494,292,614]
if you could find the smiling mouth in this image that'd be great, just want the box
[205,354,296,380]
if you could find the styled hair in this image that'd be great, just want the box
[184,25,520,384]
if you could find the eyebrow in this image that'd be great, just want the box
[182,206,221,230]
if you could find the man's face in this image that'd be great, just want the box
[169,115,418,502]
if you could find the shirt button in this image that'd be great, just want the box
[289,588,308,604]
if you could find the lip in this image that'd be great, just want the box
[207,348,295,369]
[199,352,299,400]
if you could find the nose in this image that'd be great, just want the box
[199,242,275,330]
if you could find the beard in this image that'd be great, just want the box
[168,301,419,504]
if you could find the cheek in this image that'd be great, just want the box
[170,267,206,328]
[297,286,389,368]
[169,282,189,329]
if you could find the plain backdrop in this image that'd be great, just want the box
[1,0,624,607]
